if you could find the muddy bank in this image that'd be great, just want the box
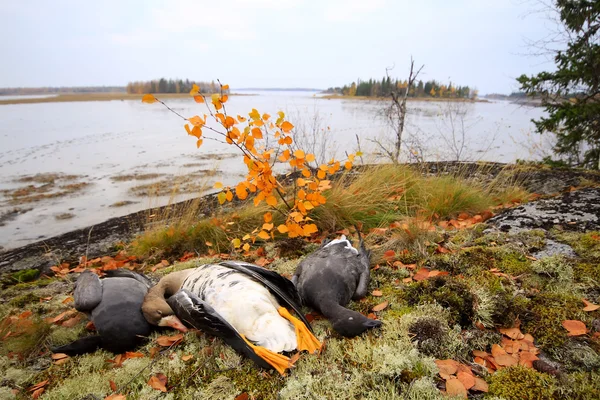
[2,163,599,275]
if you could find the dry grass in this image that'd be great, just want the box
[130,163,528,259]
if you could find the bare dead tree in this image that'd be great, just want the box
[371,57,424,164]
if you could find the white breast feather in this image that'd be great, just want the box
[181,264,296,352]
[324,234,358,255]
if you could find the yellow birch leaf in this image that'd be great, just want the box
[303,224,318,236]
[142,94,157,104]
[190,84,199,95]
[257,230,270,240]
[236,183,248,200]
[218,192,226,205]
[232,238,241,248]
[266,195,277,206]
[214,182,223,189]
[263,223,274,231]
[281,121,294,132]
[242,243,250,251]
[304,201,314,210]
[277,224,289,233]
[251,127,263,139]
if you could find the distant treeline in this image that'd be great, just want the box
[485,92,527,100]
[0,86,125,95]
[126,79,227,94]
[325,78,477,99]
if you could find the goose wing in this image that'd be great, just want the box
[218,261,312,332]
[74,270,103,312]
[167,289,272,370]
[104,269,153,288]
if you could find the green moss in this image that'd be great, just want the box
[0,318,51,359]
[497,250,532,276]
[555,231,600,260]
[522,293,591,349]
[559,371,600,400]
[8,292,40,307]
[404,276,474,327]
[573,262,600,284]
[489,365,557,400]
[9,269,39,284]
[548,341,600,372]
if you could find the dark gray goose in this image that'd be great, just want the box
[292,234,382,337]
[52,269,183,355]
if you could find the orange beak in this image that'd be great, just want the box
[159,315,188,332]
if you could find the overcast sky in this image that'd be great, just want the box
[0,0,555,94]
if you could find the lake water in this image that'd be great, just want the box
[0,91,547,250]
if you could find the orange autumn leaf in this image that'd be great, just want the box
[435,359,459,375]
[257,230,270,240]
[105,395,126,400]
[457,371,475,390]
[193,95,205,103]
[264,212,273,223]
[383,250,395,258]
[372,290,383,297]
[266,195,277,206]
[281,121,294,132]
[472,377,489,392]
[156,334,184,347]
[562,320,587,336]
[181,354,194,361]
[582,299,600,312]
[294,149,305,159]
[109,380,118,391]
[142,94,157,104]
[148,373,168,392]
[499,327,525,340]
[277,224,289,233]
[445,378,467,398]
[372,301,389,312]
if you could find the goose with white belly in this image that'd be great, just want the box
[142,261,321,375]
[292,234,383,337]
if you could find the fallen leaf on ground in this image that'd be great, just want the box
[372,290,383,297]
[156,333,184,347]
[582,299,600,312]
[445,378,467,398]
[495,354,518,367]
[371,301,389,312]
[562,320,587,336]
[181,354,194,361]
[148,373,168,392]
[472,377,489,392]
[499,327,525,340]
[109,380,117,391]
[435,359,459,375]
[491,344,507,358]
[457,371,475,390]
[105,395,126,400]
[235,393,249,400]
[413,268,430,281]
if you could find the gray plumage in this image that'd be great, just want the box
[53,269,153,355]
[292,234,382,337]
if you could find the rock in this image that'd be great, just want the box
[488,187,600,234]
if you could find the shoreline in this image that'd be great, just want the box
[0,92,255,105]
[318,94,489,102]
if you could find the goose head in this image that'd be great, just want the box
[331,310,382,337]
